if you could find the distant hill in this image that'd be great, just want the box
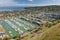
[25,5,60,12]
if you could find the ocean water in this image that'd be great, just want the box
[0,6,26,11]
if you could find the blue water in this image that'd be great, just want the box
[0,6,27,11]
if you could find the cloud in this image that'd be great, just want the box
[28,0,33,1]
[52,0,56,1]
[0,0,60,7]
[0,0,39,7]
[0,0,17,6]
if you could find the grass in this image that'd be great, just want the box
[0,24,5,32]
[9,22,60,40]
[38,23,60,40]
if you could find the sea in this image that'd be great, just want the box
[0,6,27,11]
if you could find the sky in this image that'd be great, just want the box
[0,0,60,7]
